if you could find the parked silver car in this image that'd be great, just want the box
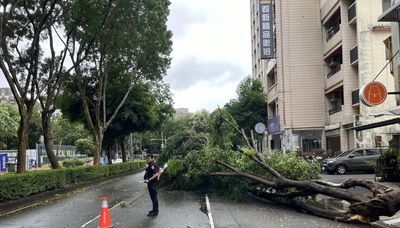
[321,148,383,174]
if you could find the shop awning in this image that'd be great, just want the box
[352,118,400,131]
[378,1,400,21]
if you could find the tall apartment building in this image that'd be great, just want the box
[175,108,190,118]
[322,0,398,152]
[376,0,400,148]
[251,0,400,153]
[0,87,16,105]
[250,0,326,152]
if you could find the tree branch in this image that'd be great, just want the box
[313,179,389,196]
[214,160,369,203]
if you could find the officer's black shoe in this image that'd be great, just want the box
[147,210,159,217]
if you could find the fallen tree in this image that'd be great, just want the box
[209,113,400,224]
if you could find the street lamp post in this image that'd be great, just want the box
[150,132,167,153]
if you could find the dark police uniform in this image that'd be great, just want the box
[144,160,160,215]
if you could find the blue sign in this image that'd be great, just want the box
[0,154,8,171]
[8,156,16,163]
[267,116,280,134]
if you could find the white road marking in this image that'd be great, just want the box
[205,194,215,228]
[384,217,400,225]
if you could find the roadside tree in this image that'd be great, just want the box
[52,116,90,146]
[62,0,172,165]
[225,77,267,134]
[0,1,67,172]
[103,80,174,163]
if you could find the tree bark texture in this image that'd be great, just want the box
[16,115,30,173]
[41,111,60,169]
[120,137,127,162]
[107,147,112,165]
[94,131,103,165]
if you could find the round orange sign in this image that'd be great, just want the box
[359,82,387,107]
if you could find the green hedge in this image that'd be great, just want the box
[63,158,85,168]
[0,160,146,202]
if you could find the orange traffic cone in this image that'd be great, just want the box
[98,197,113,228]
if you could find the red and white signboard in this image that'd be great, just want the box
[359,82,387,107]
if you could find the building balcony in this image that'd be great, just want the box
[267,83,278,104]
[327,64,341,79]
[321,0,340,21]
[329,105,342,115]
[324,26,342,55]
[352,89,359,106]
[348,2,356,24]
[350,45,358,65]
[327,105,344,125]
[326,25,340,42]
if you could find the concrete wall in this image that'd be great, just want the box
[275,0,325,130]
[356,0,398,148]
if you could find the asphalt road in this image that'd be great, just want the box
[210,195,368,228]
[0,172,393,228]
[0,171,209,228]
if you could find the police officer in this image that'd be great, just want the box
[144,154,160,216]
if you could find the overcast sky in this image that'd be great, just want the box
[165,0,251,113]
[0,1,252,113]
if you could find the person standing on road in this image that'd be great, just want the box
[144,154,160,217]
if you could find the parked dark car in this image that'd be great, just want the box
[321,148,383,174]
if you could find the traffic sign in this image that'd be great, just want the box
[359,81,387,107]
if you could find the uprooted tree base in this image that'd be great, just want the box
[210,112,400,224]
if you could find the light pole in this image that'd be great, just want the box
[150,132,167,153]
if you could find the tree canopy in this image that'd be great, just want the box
[225,77,267,133]
[63,0,173,165]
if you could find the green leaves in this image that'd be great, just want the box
[225,77,267,134]
[0,104,18,139]
[265,152,321,181]
[74,138,95,156]
[241,147,256,157]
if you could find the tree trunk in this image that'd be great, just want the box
[107,147,112,165]
[211,112,400,224]
[120,137,127,162]
[16,114,30,173]
[93,130,104,165]
[16,104,35,173]
[41,111,60,169]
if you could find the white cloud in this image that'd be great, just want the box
[167,0,251,112]
[172,78,241,113]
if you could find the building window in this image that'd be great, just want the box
[391,135,400,150]
[383,36,393,75]
[302,138,321,152]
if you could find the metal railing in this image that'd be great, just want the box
[327,65,341,78]
[329,105,342,115]
[326,25,340,42]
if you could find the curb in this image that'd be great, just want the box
[0,169,145,217]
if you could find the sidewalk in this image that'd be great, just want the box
[0,171,209,228]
